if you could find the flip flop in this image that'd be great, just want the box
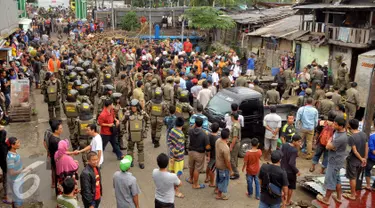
[175,192,185,198]
[332,194,342,203]
[364,186,374,191]
[193,184,205,189]
[2,199,12,204]
[185,178,193,184]
[342,193,356,201]
[309,167,315,173]
[316,194,330,205]
[208,184,216,188]
[215,195,229,200]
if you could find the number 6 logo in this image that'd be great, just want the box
[13,161,45,200]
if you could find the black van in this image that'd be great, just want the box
[204,87,298,157]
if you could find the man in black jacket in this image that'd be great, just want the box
[80,151,102,208]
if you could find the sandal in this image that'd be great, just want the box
[342,193,356,200]
[208,184,216,188]
[175,192,185,198]
[364,186,374,191]
[332,194,342,203]
[2,199,12,204]
[316,194,330,205]
[193,184,206,189]
[185,178,193,184]
[309,167,315,173]
[286,200,295,206]
[204,179,210,183]
[215,195,229,200]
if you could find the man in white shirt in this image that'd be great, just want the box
[212,68,220,88]
[232,60,241,80]
[263,105,282,161]
[77,124,104,166]
[197,81,213,109]
[225,103,244,131]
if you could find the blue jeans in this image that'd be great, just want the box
[259,201,281,208]
[102,134,123,159]
[246,174,260,198]
[312,143,328,168]
[216,169,230,193]
[5,93,10,109]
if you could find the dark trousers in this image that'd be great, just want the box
[155,199,175,208]
[101,134,123,159]
[0,151,7,198]
[83,199,101,208]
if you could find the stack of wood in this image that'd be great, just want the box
[9,103,32,122]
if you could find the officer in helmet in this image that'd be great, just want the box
[41,72,62,120]
[112,92,126,150]
[86,68,98,104]
[162,61,172,80]
[297,88,314,107]
[98,84,114,116]
[150,78,158,99]
[115,74,132,108]
[145,88,169,148]
[77,83,94,113]
[163,76,174,106]
[63,89,80,149]
[174,77,182,104]
[74,102,96,165]
[175,90,194,155]
[122,99,150,169]
[99,73,113,96]
[67,71,78,91]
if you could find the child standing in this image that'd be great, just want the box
[164,106,177,156]
[242,138,262,199]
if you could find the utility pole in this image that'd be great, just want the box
[181,18,184,43]
[149,0,152,42]
[112,0,114,30]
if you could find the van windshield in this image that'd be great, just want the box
[205,93,233,115]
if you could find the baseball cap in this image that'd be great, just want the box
[201,72,207,79]
[271,150,283,163]
[192,78,198,84]
[120,155,133,172]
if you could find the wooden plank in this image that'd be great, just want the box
[332,27,337,40]
[361,29,366,44]
[365,30,370,44]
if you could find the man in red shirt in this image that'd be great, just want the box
[183,38,193,56]
[97,99,123,160]
[80,151,102,208]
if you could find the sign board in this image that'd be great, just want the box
[11,79,30,106]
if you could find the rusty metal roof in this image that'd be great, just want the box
[228,6,295,25]
[294,3,375,10]
[246,15,311,40]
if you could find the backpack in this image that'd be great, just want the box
[319,121,334,146]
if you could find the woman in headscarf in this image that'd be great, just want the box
[54,139,79,196]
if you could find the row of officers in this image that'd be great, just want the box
[41,70,196,169]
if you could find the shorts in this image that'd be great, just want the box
[324,165,341,190]
[264,138,277,151]
[365,158,375,177]
[168,159,184,177]
[246,69,255,76]
[207,158,216,172]
[345,159,362,180]
[287,172,297,190]
[188,151,205,172]
[155,199,174,208]
[216,169,230,193]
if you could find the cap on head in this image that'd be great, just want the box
[305,88,312,95]
[271,83,278,87]
[325,92,333,98]
[119,155,133,172]
[271,150,283,163]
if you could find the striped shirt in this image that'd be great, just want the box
[167,128,185,161]
[57,195,80,208]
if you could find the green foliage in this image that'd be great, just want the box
[184,7,236,30]
[120,11,140,31]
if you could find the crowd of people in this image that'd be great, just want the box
[0,9,374,208]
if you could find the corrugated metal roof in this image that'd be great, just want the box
[246,15,312,40]
[228,6,296,25]
[294,3,375,10]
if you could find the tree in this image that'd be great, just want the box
[120,11,140,31]
[184,7,235,30]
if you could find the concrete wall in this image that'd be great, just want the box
[95,7,187,28]
[299,42,329,71]
[0,0,19,38]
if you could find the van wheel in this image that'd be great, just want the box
[239,138,253,158]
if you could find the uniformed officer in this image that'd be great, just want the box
[311,66,324,94]
[257,52,266,79]
[345,82,360,120]
[297,88,313,107]
[332,86,342,105]
[63,89,80,150]
[145,88,169,148]
[77,83,94,113]
[98,84,114,116]
[86,68,98,104]
[173,77,182,104]
[74,102,96,165]
[150,78,159,99]
[116,74,132,107]
[252,79,264,97]
[143,73,153,102]
[313,82,325,101]
[163,77,174,106]
[121,99,150,169]
[219,71,231,89]
[265,83,280,105]
[132,81,146,109]
[112,92,126,150]
[282,67,294,99]
[234,71,247,87]
[42,72,62,120]
[175,90,194,155]
[337,62,348,93]
[318,92,335,120]
[99,73,113,96]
